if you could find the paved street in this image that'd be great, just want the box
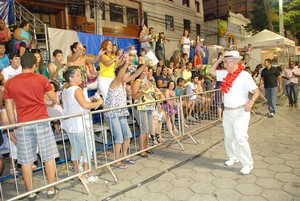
[23,97,300,201]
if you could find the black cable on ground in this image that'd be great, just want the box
[102,140,222,201]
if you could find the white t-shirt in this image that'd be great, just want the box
[1,65,22,80]
[61,86,91,133]
[186,82,197,100]
[216,70,227,82]
[282,67,299,84]
[219,71,257,107]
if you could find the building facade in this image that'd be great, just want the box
[203,0,252,20]
[142,0,205,59]
[17,0,142,38]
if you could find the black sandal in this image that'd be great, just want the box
[27,193,37,201]
[155,134,161,143]
[150,135,158,145]
[140,153,149,158]
[47,186,59,199]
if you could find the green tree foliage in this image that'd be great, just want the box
[246,0,300,44]
[244,0,268,34]
[284,0,300,39]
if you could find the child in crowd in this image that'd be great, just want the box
[138,48,146,65]
[34,52,49,78]
[85,54,98,90]
[196,75,211,119]
[45,80,63,134]
[185,75,199,121]
[0,42,9,71]
[152,101,178,145]
[129,45,138,66]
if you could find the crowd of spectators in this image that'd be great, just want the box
[1,18,299,199]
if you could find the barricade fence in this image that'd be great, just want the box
[0,90,222,200]
[0,113,92,201]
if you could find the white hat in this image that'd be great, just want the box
[224,51,242,60]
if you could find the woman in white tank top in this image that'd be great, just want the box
[180,29,191,58]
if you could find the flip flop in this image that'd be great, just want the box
[32,164,37,170]
[140,153,149,158]
[124,159,135,164]
[113,163,128,169]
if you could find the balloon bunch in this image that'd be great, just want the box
[220,65,244,93]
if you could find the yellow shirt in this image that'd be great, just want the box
[99,55,116,78]
[182,69,192,80]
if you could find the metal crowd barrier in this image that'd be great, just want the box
[0,90,222,200]
[0,113,92,200]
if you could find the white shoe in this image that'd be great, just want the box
[86,175,99,183]
[225,158,239,166]
[240,165,253,175]
[187,116,196,121]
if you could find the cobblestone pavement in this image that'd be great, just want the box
[19,98,300,201]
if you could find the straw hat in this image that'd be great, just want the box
[224,51,243,60]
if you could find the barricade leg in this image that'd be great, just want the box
[179,96,197,145]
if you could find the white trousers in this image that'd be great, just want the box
[222,108,253,166]
[97,76,114,102]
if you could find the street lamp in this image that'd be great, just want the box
[279,0,284,36]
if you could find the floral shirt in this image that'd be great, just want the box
[104,83,130,118]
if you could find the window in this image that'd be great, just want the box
[109,3,123,23]
[195,1,200,13]
[182,0,189,7]
[89,1,105,20]
[165,15,174,31]
[68,4,85,16]
[183,19,191,32]
[144,12,148,27]
[127,7,138,25]
[196,24,201,36]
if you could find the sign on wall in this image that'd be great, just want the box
[295,46,300,55]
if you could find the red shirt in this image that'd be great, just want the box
[0,28,8,42]
[3,72,52,123]
[192,55,202,67]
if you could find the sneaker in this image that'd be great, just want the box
[225,158,239,166]
[240,165,253,175]
[295,104,298,107]
[86,175,99,183]
[267,113,274,118]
